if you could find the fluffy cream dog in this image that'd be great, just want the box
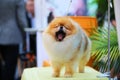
[42,17,91,77]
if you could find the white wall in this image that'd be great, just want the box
[35,0,49,67]
[114,0,120,51]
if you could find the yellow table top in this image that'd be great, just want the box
[21,66,107,80]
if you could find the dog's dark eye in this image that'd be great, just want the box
[53,25,58,28]
[65,26,71,30]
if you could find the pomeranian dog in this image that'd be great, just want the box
[42,17,91,77]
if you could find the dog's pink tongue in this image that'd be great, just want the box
[58,34,63,40]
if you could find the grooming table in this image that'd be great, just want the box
[21,66,107,80]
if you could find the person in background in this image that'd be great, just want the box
[25,0,35,28]
[0,0,28,80]
[25,0,36,59]
[67,0,87,16]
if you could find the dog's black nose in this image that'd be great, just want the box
[60,26,63,30]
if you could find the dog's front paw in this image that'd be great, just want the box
[52,73,59,77]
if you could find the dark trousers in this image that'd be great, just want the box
[30,34,36,55]
[0,45,19,80]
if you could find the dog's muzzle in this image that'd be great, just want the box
[55,27,66,41]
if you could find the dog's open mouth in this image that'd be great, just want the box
[56,30,66,41]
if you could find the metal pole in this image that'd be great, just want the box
[66,0,72,15]
[97,0,111,79]
[108,0,111,79]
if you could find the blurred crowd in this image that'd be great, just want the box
[0,0,36,80]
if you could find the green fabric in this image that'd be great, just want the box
[21,66,107,80]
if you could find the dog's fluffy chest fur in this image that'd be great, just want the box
[42,32,83,62]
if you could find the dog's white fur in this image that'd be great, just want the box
[42,17,91,77]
